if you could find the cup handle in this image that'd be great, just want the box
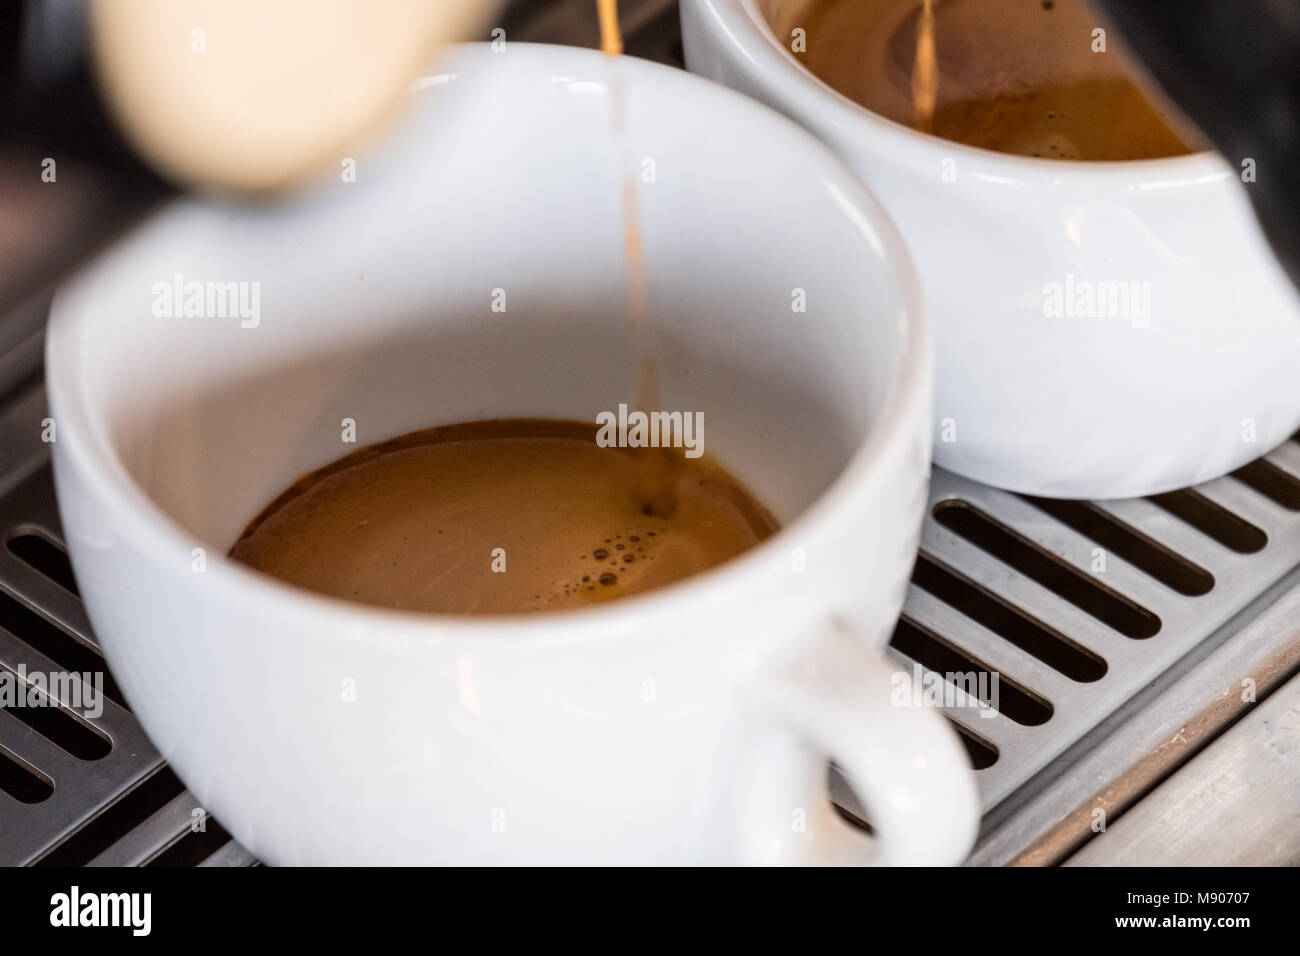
[738,626,980,865]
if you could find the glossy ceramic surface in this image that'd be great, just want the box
[683,0,1300,498]
[47,44,976,864]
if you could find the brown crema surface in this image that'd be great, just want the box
[230,419,777,614]
[783,0,1201,160]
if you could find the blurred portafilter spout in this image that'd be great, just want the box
[90,0,493,193]
[1,0,499,320]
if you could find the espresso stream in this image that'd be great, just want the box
[229,420,777,614]
[785,0,1201,160]
[598,0,681,519]
[233,4,781,615]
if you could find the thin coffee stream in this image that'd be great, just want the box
[785,0,1201,160]
[233,6,778,615]
[597,0,676,522]
[230,420,777,615]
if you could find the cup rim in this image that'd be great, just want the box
[707,0,1233,185]
[47,42,930,645]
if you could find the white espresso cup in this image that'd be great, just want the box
[46,44,978,865]
[682,0,1300,499]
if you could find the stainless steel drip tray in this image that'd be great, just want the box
[4,364,1300,865]
[878,459,1300,865]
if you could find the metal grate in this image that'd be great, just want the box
[4,0,1300,866]
[907,456,1300,782]
[912,460,1300,804]
[815,440,1300,860]
[0,378,257,866]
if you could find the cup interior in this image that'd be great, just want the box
[51,44,918,560]
[740,0,1220,170]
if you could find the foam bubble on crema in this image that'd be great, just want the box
[551,529,662,605]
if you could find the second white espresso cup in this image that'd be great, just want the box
[47,44,978,865]
[683,0,1300,499]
